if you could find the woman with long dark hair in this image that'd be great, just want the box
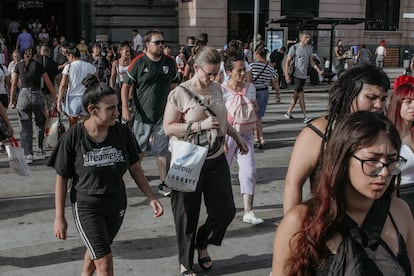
[272,111,414,275]
[283,64,390,214]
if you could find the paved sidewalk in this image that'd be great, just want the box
[0,87,329,276]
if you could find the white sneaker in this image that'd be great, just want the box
[304,116,314,124]
[26,154,33,164]
[243,211,264,224]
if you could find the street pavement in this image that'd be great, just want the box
[0,83,331,275]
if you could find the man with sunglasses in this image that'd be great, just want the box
[121,30,177,197]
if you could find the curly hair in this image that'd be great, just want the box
[324,64,390,143]
[286,111,401,275]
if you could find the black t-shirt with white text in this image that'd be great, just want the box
[47,122,141,196]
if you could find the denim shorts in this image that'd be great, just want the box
[132,120,169,157]
[255,88,269,118]
[63,95,87,117]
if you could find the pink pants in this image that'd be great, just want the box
[225,133,256,195]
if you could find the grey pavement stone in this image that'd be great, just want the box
[0,84,328,275]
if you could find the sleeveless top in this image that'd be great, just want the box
[400,144,414,186]
[116,61,129,84]
[316,196,411,275]
[306,123,325,192]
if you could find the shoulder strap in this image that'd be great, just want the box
[253,63,268,82]
[306,123,324,138]
[179,85,217,117]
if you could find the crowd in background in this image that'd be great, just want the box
[2,15,414,276]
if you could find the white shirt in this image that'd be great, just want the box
[133,34,143,52]
[0,65,9,95]
[376,45,385,56]
[400,144,414,185]
[63,60,96,96]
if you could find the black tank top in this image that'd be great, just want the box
[316,196,411,275]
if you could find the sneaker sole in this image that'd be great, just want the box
[243,218,264,224]
[158,189,172,197]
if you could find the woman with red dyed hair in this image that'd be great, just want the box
[272,111,414,275]
[388,76,414,211]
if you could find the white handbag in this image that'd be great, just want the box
[165,124,208,192]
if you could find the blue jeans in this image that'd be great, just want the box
[16,88,46,155]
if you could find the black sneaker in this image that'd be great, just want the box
[158,183,172,197]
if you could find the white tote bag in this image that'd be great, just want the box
[165,140,208,192]
[6,136,30,176]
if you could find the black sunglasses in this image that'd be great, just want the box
[150,40,164,46]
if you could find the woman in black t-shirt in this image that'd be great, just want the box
[48,74,163,275]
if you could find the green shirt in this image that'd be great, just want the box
[125,54,177,124]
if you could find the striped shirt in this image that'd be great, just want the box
[250,61,277,90]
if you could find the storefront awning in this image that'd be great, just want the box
[270,16,374,28]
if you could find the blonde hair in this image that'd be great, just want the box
[194,46,221,67]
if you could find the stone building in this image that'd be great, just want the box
[1,0,413,66]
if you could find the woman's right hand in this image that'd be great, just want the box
[201,116,220,130]
[54,217,68,240]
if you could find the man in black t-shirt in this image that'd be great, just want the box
[121,30,177,197]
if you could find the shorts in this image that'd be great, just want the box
[293,77,306,93]
[71,192,127,260]
[63,95,87,117]
[0,94,8,108]
[132,120,169,157]
[255,88,269,118]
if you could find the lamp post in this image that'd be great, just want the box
[253,0,259,50]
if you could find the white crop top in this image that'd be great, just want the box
[400,144,414,185]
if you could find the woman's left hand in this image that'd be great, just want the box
[236,135,249,155]
[150,199,164,217]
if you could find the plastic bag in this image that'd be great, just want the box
[6,136,30,176]
[165,140,208,192]
[44,116,59,148]
[44,110,65,148]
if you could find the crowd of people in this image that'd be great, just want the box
[1,22,414,275]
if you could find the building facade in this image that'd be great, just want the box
[1,0,413,66]
[178,0,414,67]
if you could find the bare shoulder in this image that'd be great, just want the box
[294,116,327,146]
[390,196,414,238]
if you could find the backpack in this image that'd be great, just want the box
[224,83,257,134]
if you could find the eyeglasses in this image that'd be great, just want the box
[199,66,219,78]
[352,155,407,176]
[150,40,164,45]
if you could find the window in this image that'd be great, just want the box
[365,0,400,31]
